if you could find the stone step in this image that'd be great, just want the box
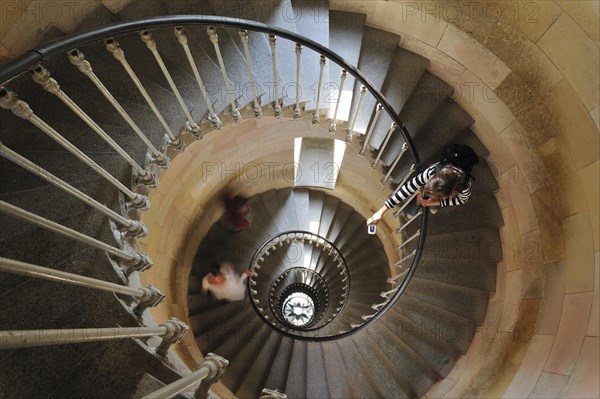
[0,178,106,240]
[207,0,276,107]
[236,330,284,398]
[396,294,475,354]
[320,341,353,398]
[221,319,272,394]
[406,277,490,324]
[390,103,475,181]
[290,188,310,231]
[380,308,461,377]
[283,339,307,398]
[414,257,497,293]
[327,10,367,122]
[350,26,400,135]
[290,0,330,111]
[263,336,294,392]
[369,48,429,155]
[306,342,329,399]
[335,337,390,398]
[275,187,300,231]
[398,71,454,141]
[250,0,300,109]
[363,326,434,398]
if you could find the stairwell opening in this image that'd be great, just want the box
[191,188,390,340]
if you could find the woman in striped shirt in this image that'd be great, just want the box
[367,162,473,225]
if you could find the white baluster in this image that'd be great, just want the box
[329,69,347,132]
[390,164,417,203]
[30,65,157,187]
[371,122,397,168]
[102,39,186,150]
[313,55,326,124]
[346,85,366,142]
[260,388,288,399]
[239,30,262,119]
[0,87,149,210]
[396,229,421,251]
[387,268,410,284]
[294,43,302,119]
[174,27,222,130]
[381,142,408,184]
[395,208,422,234]
[360,103,383,155]
[143,353,228,399]
[379,287,399,299]
[140,30,202,138]
[0,142,147,238]
[371,301,388,310]
[207,26,241,123]
[0,257,163,316]
[0,201,152,274]
[268,35,282,118]
[0,318,187,353]
[394,249,416,268]
[393,190,419,217]
[68,49,171,167]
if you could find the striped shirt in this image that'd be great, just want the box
[384,163,472,209]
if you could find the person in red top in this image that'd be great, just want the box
[224,195,251,232]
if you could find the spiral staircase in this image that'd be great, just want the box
[0,1,506,398]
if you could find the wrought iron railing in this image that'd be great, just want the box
[0,15,428,348]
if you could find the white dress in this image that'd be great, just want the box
[201,262,249,302]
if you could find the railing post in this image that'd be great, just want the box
[0,141,148,239]
[134,285,165,317]
[360,103,383,155]
[329,69,347,132]
[174,27,222,130]
[260,388,288,399]
[140,30,202,138]
[102,39,188,148]
[396,229,421,251]
[0,257,164,316]
[29,65,158,187]
[155,318,188,357]
[268,35,282,118]
[207,26,241,123]
[395,208,422,234]
[294,43,302,119]
[372,122,397,168]
[0,201,152,274]
[140,353,228,399]
[193,353,229,399]
[313,55,326,124]
[67,49,172,166]
[239,30,262,119]
[346,85,366,142]
[0,87,150,210]
[381,142,408,184]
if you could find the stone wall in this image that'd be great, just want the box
[330,1,598,397]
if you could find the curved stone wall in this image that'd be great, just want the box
[330,1,598,397]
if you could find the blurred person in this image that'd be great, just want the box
[202,262,255,302]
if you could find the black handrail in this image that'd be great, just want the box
[0,15,429,341]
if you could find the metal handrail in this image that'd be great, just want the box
[0,15,429,341]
